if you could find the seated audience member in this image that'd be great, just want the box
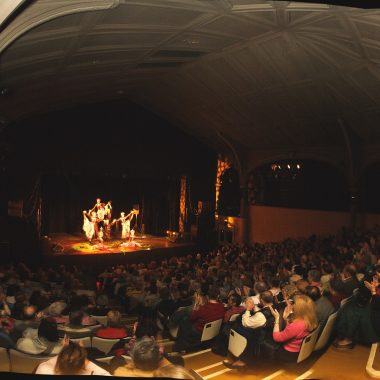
[35,340,110,375]
[223,293,245,323]
[327,277,345,309]
[173,285,225,352]
[223,291,275,369]
[29,290,50,312]
[320,264,333,293]
[58,310,93,338]
[16,317,63,355]
[333,285,379,349]
[113,337,162,377]
[268,278,283,303]
[6,284,19,309]
[270,294,318,362]
[10,292,27,320]
[157,287,177,322]
[295,279,309,295]
[0,324,15,349]
[175,289,193,309]
[336,264,360,298]
[365,276,380,338]
[47,301,68,324]
[249,281,268,306]
[289,265,304,284]
[111,317,159,357]
[89,294,110,316]
[95,310,128,339]
[167,290,194,331]
[305,286,335,325]
[308,270,322,289]
[12,305,41,340]
[0,293,11,316]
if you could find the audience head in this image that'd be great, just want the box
[308,269,321,283]
[295,279,309,294]
[207,285,220,301]
[69,310,85,326]
[343,264,357,278]
[96,294,109,307]
[130,337,161,372]
[107,310,122,327]
[259,290,274,306]
[22,305,37,321]
[282,284,297,300]
[48,301,67,316]
[322,263,333,275]
[254,281,268,295]
[305,286,321,302]
[227,293,241,308]
[54,341,87,375]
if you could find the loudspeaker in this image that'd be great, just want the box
[218,168,240,216]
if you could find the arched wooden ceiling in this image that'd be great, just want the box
[1,0,380,150]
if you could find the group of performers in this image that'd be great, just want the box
[82,198,139,245]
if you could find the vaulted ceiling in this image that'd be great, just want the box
[1,0,380,151]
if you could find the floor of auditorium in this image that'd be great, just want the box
[180,344,374,380]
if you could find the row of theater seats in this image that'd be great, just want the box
[0,335,132,374]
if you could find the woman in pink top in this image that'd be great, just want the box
[270,294,318,362]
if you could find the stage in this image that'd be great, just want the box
[41,233,196,266]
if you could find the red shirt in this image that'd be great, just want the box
[223,306,245,323]
[190,302,225,333]
[95,326,128,339]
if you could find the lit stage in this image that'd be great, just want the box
[41,233,195,266]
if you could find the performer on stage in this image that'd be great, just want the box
[130,228,135,242]
[105,201,112,220]
[82,210,95,242]
[91,198,105,213]
[113,210,135,240]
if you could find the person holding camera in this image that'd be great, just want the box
[269,294,318,363]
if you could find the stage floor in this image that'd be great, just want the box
[43,233,194,257]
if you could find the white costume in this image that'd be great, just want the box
[83,211,95,241]
[122,218,130,240]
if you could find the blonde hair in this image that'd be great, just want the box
[155,365,195,379]
[292,294,318,332]
[107,310,121,327]
[55,342,87,375]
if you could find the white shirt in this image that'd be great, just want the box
[35,356,111,376]
[241,309,266,329]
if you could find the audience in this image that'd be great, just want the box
[0,225,379,374]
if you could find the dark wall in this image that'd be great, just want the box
[4,100,216,238]
[249,160,350,212]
